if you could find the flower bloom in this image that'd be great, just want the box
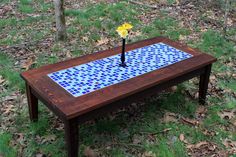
[122,23,133,30]
[117,28,128,38]
[116,23,133,38]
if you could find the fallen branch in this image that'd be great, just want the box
[128,0,159,9]
[141,128,172,135]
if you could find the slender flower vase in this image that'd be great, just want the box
[120,38,126,67]
[116,23,133,68]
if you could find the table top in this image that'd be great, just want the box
[48,43,192,97]
[21,37,216,119]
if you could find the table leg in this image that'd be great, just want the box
[65,119,79,157]
[26,83,38,121]
[199,64,212,105]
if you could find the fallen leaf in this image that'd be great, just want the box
[133,134,142,144]
[36,153,46,157]
[203,129,216,136]
[170,86,177,92]
[196,106,207,115]
[3,104,14,114]
[15,133,25,145]
[223,139,236,154]
[162,128,172,133]
[179,134,185,141]
[163,112,178,123]
[176,0,180,5]
[41,135,56,144]
[187,141,220,156]
[2,95,17,101]
[0,75,5,84]
[84,147,97,157]
[195,141,208,148]
[21,57,35,70]
[141,151,155,157]
[66,51,72,58]
[159,0,168,5]
[82,36,89,42]
[179,34,186,40]
[95,37,109,46]
[218,109,236,120]
[195,105,207,119]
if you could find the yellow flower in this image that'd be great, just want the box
[116,26,125,31]
[122,23,133,30]
[117,29,128,38]
[116,23,133,38]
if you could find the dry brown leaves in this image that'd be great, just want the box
[218,109,236,120]
[162,111,200,126]
[21,56,36,70]
[41,134,57,144]
[95,37,109,47]
[36,153,46,157]
[187,141,227,157]
[0,3,14,18]
[195,105,208,120]
[179,133,185,141]
[223,139,236,155]
[141,151,155,157]
[133,134,142,144]
[162,112,179,123]
[0,75,5,84]
[84,147,98,157]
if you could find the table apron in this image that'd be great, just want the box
[76,65,207,124]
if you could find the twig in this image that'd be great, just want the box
[140,128,172,135]
[128,0,159,9]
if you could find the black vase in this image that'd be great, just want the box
[120,38,127,67]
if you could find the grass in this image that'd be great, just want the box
[0,133,17,157]
[0,53,24,91]
[66,2,140,39]
[142,17,190,40]
[0,0,236,156]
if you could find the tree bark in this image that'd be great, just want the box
[223,0,230,37]
[54,0,66,41]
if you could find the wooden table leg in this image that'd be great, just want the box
[65,118,79,157]
[199,64,212,105]
[26,83,38,121]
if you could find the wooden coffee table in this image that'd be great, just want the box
[21,37,216,157]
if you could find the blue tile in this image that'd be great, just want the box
[48,43,193,97]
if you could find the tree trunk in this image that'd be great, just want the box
[223,0,230,37]
[54,0,66,41]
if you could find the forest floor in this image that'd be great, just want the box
[0,0,236,156]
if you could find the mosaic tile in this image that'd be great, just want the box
[48,43,193,97]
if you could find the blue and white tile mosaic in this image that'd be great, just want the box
[48,43,193,97]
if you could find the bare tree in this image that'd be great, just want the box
[54,0,66,40]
